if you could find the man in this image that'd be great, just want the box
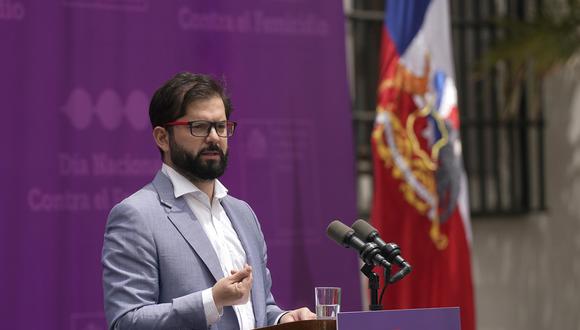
[102,72,315,329]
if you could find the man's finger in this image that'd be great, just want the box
[242,270,253,283]
[287,307,316,321]
[240,271,253,290]
[228,266,251,282]
[299,308,316,320]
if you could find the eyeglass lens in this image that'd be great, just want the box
[189,121,234,137]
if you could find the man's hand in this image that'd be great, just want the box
[212,264,253,310]
[279,307,317,323]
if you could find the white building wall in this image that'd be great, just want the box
[473,63,580,330]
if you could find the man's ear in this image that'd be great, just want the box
[153,126,170,153]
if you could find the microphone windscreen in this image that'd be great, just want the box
[351,219,377,240]
[326,220,353,246]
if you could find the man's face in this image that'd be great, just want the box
[167,96,229,181]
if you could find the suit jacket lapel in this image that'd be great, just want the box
[152,171,224,282]
[221,196,266,325]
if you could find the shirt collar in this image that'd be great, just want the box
[161,163,228,200]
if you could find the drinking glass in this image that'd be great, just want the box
[315,287,341,320]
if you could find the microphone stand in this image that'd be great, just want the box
[360,263,390,311]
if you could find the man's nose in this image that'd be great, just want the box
[206,126,220,141]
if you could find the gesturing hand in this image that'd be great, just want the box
[212,264,253,310]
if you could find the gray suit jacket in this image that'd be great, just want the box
[102,171,284,329]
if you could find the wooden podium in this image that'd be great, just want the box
[256,320,336,330]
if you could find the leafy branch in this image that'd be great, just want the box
[476,0,580,115]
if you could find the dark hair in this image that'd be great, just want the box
[149,72,233,129]
[149,72,233,158]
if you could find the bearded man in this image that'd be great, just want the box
[102,72,315,330]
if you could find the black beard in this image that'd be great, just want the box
[169,136,228,181]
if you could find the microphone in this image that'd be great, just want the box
[326,220,391,269]
[351,219,412,281]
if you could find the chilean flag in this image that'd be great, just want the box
[371,1,475,329]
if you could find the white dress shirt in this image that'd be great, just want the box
[162,164,256,329]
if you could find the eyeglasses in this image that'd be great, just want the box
[164,120,237,137]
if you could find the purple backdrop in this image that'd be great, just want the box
[0,1,360,329]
